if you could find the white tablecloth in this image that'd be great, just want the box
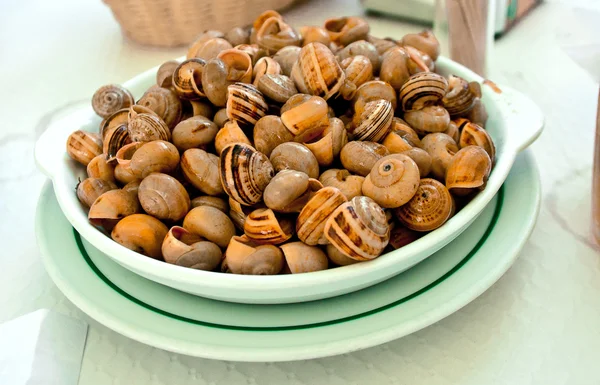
[2,0,600,383]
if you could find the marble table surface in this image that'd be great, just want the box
[2,0,600,383]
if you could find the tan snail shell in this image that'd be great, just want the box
[382,130,413,154]
[297,42,345,100]
[457,120,496,160]
[188,37,233,61]
[243,208,294,245]
[115,142,143,170]
[138,173,190,222]
[161,226,222,271]
[127,107,171,142]
[156,60,179,88]
[379,47,410,91]
[186,31,226,59]
[257,74,298,104]
[281,242,329,273]
[399,72,448,112]
[349,99,394,142]
[445,121,460,143]
[225,27,251,47]
[111,214,168,259]
[402,147,432,177]
[223,235,284,275]
[442,75,477,118]
[253,115,294,157]
[226,83,269,128]
[421,133,459,181]
[296,186,347,245]
[190,196,229,213]
[171,115,218,152]
[252,56,281,86]
[200,58,235,107]
[91,84,134,119]
[404,46,435,74]
[403,105,450,136]
[181,148,224,196]
[128,140,179,179]
[77,178,118,208]
[217,47,253,83]
[66,130,102,166]
[114,162,138,185]
[339,55,373,100]
[323,16,370,46]
[88,189,141,231]
[335,40,381,73]
[395,178,454,232]
[392,117,422,148]
[100,108,129,142]
[183,206,236,248]
[304,117,348,167]
[445,146,492,196]
[272,45,301,76]
[256,17,302,54]
[319,169,365,200]
[300,26,331,46]
[214,120,252,155]
[172,58,206,100]
[87,154,116,183]
[400,30,440,61]
[137,86,182,129]
[353,80,398,113]
[270,142,320,179]
[219,143,274,206]
[213,108,229,128]
[324,196,390,261]
[340,141,390,177]
[102,123,130,163]
[280,95,329,143]
[362,154,421,208]
[263,170,323,213]
[367,35,398,56]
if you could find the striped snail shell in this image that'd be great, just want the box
[324,196,390,261]
[100,108,129,142]
[172,58,206,100]
[244,208,294,245]
[103,124,131,163]
[394,178,454,232]
[219,143,274,206]
[442,75,477,117]
[296,187,347,246]
[66,130,103,167]
[127,107,171,142]
[137,86,182,129]
[297,42,345,100]
[339,55,373,100]
[91,84,134,119]
[445,146,492,196]
[349,99,394,142]
[399,72,448,112]
[457,119,496,160]
[226,83,269,128]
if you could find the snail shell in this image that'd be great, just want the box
[388,225,423,250]
[281,242,329,273]
[257,74,298,104]
[225,27,251,47]
[405,46,435,74]
[367,35,398,56]
[400,30,440,61]
[404,105,450,136]
[280,95,329,143]
[442,75,477,117]
[362,154,421,208]
[382,130,413,154]
[127,108,171,142]
[181,148,224,196]
[244,208,294,245]
[114,163,138,185]
[220,143,274,206]
[340,141,390,177]
[111,214,168,259]
[129,140,180,179]
[191,196,229,213]
[88,189,141,231]
[319,169,365,200]
[253,115,294,157]
[183,206,236,248]
[324,17,370,46]
[272,45,301,77]
[392,117,422,148]
[213,108,229,128]
[339,55,373,100]
[297,43,345,100]
[137,86,182,129]
[399,72,448,112]
[201,58,230,108]
[214,120,252,155]
[296,186,347,245]
[92,84,134,119]
[324,196,390,261]
[300,26,331,46]
[156,60,180,88]
[349,99,394,142]
[100,108,129,142]
[353,80,397,113]
[422,133,459,181]
[218,47,253,80]
[186,31,226,59]
[226,83,269,128]
[304,117,348,167]
[87,154,116,183]
[457,120,496,160]
[256,17,302,54]
[466,97,488,127]
[252,56,281,86]
[379,47,410,91]
[102,124,130,163]
[224,235,284,275]
[172,58,206,100]
[161,226,222,271]
[445,146,492,195]
[335,40,381,72]
[326,243,360,266]
[138,173,190,222]
[270,142,320,179]
[402,147,432,177]
[395,178,454,232]
[171,116,218,152]
[77,178,118,208]
[188,37,233,61]
[66,130,102,166]
[263,170,323,213]
[445,120,460,143]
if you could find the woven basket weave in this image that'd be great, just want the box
[103,0,297,48]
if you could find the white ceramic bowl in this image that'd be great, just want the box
[35,56,543,304]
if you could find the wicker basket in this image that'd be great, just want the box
[103,0,297,48]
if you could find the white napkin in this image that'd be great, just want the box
[0,309,88,385]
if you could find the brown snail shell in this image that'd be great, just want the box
[457,120,496,160]
[395,178,454,231]
[263,170,322,213]
[66,130,102,166]
[400,30,440,61]
[319,169,365,201]
[256,17,302,54]
[188,37,233,61]
[326,243,360,266]
[297,186,347,245]
[253,115,294,157]
[100,108,129,142]
[399,72,448,112]
[244,208,294,245]
[225,27,250,47]
[272,45,301,77]
[129,140,179,179]
[214,120,252,156]
[161,226,221,271]
[339,55,373,100]
[388,226,423,250]
[122,180,141,196]
[156,60,179,88]
[213,108,229,128]
[280,95,329,143]
[252,56,281,86]
[191,196,229,213]
[234,43,268,66]
[270,142,320,179]
[226,83,269,128]
[324,17,369,46]
[127,108,171,142]
[349,99,393,142]
[404,105,450,136]
[103,124,131,163]
[171,115,218,152]
[77,178,118,208]
[217,48,254,84]
[405,46,435,74]
[111,214,168,259]
[324,196,390,261]
[281,242,329,273]
[382,130,413,154]
[223,235,283,275]
[137,86,182,129]
[115,142,143,169]
[201,58,231,108]
[362,154,420,208]
[172,58,206,100]
[300,26,331,46]
[422,133,459,181]
[402,147,432,177]
[367,35,398,56]
[340,141,390,177]
[87,154,116,183]
[88,189,141,231]
[297,43,345,101]
[138,173,190,222]
[304,117,348,167]
[183,206,236,248]
[186,31,226,59]
[442,75,477,118]
[445,120,460,143]
[181,149,224,196]
[379,47,410,91]
[392,118,422,148]
[445,146,492,196]
[114,163,138,185]
[220,143,274,206]
[257,74,298,104]
[353,80,397,113]
[335,40,381,73]
[228,197,255,230]
[92,84,134,119]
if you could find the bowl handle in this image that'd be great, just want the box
[485,83,544,153]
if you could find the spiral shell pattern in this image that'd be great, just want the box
[244,208,294,245]
[296,187,347,245]
[399,72,448,112]
[92,84,134,118]
[226,83,269,128]
[395,178,454,232]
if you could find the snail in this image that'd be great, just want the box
[296,43,345,100]
[300,26,331,46]
[100,108,129,142]
[137,85,182,129]
[272,45,301,76]
[442,75,477,118]
[214,120,252,155]
[353,80,397,113]
[187,31,226,59]
[252,57,281,86]
[400,30,440,61]
[129,140,180,179]
[111,214,168,259]
[402,147,432,177]
[270,142,320,179]
[319,169,365,200]
[445,146,492,196]
[156,60,180,88]
[388,226,423,250]
[394,178,454,232]
[127,107,171,142]
[66,130,102,166]
[161,226,222,270]
[324,16,369,46]
[256,17,301,54]
[296,187,347,245]
[91,84,134,119]
[362,154,421,208]
[444,120,460,143]
[88,189,141,231]
[225,27,251,47]
[257,74,298,104]
[304,117,348,166]
[281,242,329,273]
[138,173,190,222]
[379,47,410,91]
[367,35,398,56]
[280,95,329,143]
[223,235,284,275]
[253,115,294,157]
[172,58,206,100]
[190,196,229,213]
[339,55,373,100]
[87,154,115,183]
[457,119,496,160]
[226,83,269,128]
[171,116,218,151]
[263,170,323,212]
[77,178,118,208]
[244,208,294,245]
[201,51,252,107]
[213,108,229,128]
[335,40,381,73]
[403,105,451,136]
[340,141,390,177]
[183,206,236,248]
[188,37,233,61]
[421,133,459,181]
[349,99,394,142]
[399,72,448,111]
[181,148,223,196]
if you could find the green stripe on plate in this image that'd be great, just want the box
[74,186,504,331]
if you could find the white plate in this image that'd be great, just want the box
[36,151,540,362]
[33,56,544,304]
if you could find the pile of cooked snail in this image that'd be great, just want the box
[66,11,494,275]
